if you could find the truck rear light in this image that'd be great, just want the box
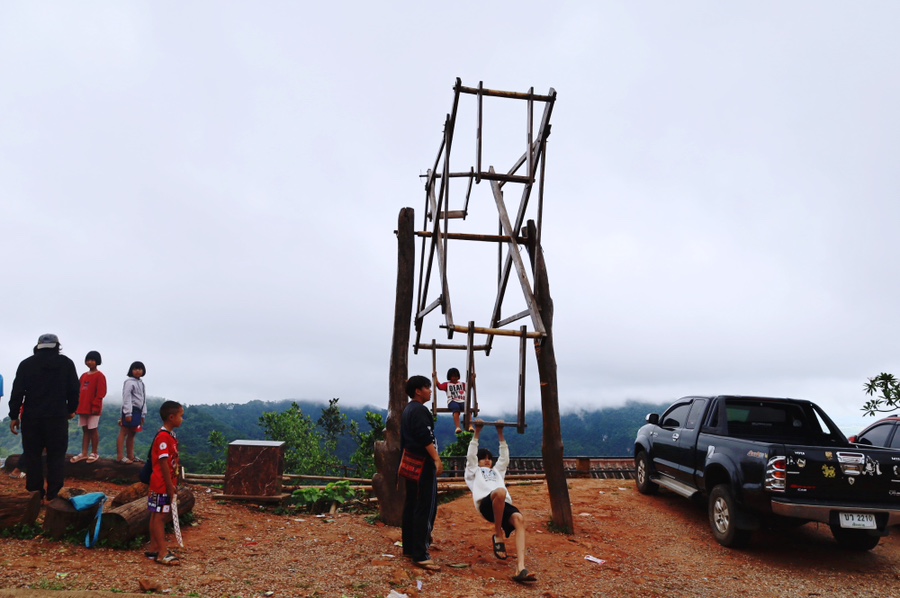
[765,456,787,492]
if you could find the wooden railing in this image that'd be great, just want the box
[440,456,635,480]
[182,457,637,489]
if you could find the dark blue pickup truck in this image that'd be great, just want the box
[634,395,900,550]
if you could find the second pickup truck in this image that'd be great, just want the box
[634,395,900,550]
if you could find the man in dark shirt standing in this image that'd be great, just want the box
[9,333,79,501]
[400,375,443,570]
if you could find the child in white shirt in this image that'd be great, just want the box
[464,419,536,583]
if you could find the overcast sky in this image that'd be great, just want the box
[2,3,898,433]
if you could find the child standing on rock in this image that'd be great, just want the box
[117,361,147,463]
[71,351,107,463]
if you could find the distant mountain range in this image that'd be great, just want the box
[0,399,668,475]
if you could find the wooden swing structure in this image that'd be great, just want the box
[373,78,575,534]
[412,79,556,434]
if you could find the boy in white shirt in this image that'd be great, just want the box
[464,419,536,583]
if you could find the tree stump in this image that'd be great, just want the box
[224,440,285,496]
[42,497,101,540]
[99,487,195,546]
[0,491,42,529]
[374,207,414,527]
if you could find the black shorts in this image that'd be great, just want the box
[478,491,520,538]
[447,401,465,413]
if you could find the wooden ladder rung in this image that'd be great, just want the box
[434,407,479,414]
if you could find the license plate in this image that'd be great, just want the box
[839,512,877,529]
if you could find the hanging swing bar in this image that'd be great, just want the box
[415,342,490,352]
[445,324,543,339]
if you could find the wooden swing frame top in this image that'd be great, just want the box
[412,78,557,434]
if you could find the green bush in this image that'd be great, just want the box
[291,480,356,513]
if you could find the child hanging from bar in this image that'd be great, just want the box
[433,367,470,434]
[465,418,536,584]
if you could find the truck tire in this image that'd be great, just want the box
[709,484,751,548]
[830,525,881,551]
[635,451,658,495]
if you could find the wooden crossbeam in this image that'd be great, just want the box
[489,169,545,335]
[414,342,489,352]
[415,231,525,244]
[445,324,543,339]
[456,82,555,103]
[497,309,531,328]
[421,171,532,184]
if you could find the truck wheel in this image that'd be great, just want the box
[709,484,751,548]
[634,451,658,495]
[830,526,881,551]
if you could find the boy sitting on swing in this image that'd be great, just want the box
[465,418,537,584]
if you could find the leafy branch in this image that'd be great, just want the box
[862,373,900,417]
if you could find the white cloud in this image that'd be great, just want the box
[2,3,899,441]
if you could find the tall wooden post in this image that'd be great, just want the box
[372,207,415,526]
[526,220,574,533]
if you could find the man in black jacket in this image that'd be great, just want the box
[9,333,79,501]
[400,375,444,570]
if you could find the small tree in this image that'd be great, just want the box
[259,402,341,475]
[862,373,900,416]
[348,411,385,478]
[207,430,228,475]
[440,430,473,458]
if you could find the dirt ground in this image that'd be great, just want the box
[1,473,899,598]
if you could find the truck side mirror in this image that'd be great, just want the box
[646,413,659,425]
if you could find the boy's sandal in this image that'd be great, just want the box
[69,454,88,463]
[414,560,440,571]
[9,471,25,479]
[492,535,508,560]
[144,551,158,559]
[156,552,180,566]
[120,458,133,464]
[512,569,537,583]
[132,456,144,463]
[454,428,462,434]
[86,453,100,463]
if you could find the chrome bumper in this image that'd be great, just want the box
[770,498,900,527]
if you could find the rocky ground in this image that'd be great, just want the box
[0,472,899,597]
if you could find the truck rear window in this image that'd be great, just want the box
[725,401,819,440]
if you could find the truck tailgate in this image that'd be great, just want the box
[783,446,900,502]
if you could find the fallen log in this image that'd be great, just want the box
[42,496,102,540]
[64,455,143,482]
[111,482,149,508]
[3,454,143,482]
[0,491,42,529]
[99,487,195,546]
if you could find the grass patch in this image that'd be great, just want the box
[547,519,573,534]
[0,523,41,540]
[31,577,68,591]
[364,513,382,525]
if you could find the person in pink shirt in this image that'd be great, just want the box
[71,351,107,463]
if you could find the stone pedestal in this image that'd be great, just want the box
[224,440,285,497]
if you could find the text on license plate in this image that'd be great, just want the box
[839,512,877,529]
